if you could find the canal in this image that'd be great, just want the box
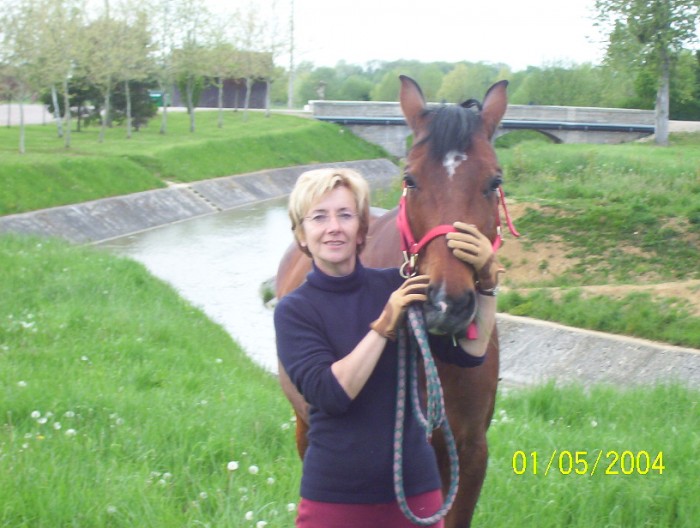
[98,197,292,373]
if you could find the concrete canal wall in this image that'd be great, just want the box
[0,159,400,244]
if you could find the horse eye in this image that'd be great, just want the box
[403,174,417,189]
[489,176,503,192]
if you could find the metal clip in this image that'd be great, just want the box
[399,251,418,278]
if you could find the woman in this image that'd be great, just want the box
[274,168,499,527]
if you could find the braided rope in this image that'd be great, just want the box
[393,305,460,526]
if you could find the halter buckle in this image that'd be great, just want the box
[399,251,418,278]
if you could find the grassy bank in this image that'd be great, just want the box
[1,236,697,526]
[0,111,387,215]
[0,235,301,527]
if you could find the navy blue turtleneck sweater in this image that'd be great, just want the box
[274,260,483,504]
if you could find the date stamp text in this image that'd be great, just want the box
[511,450,665,476]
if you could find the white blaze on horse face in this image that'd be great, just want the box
[443,151,468,179]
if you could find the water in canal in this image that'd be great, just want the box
[98,198,292,373]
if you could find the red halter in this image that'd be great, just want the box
[396,185,520,278]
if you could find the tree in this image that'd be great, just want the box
[37,0,85,147]
[150,0,176,135]
[80,3,127,143]
[0,0,45,153]
[234,4,269,121]
[437,62,510,103]
[204,12,241,128]
[111,2,154,139]
[171,0,211,132]
[595,0,700,145]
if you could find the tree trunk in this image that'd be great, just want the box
[99,84,111,143]
[217,78,224,128]
[51,85,63,138]
[126,80,133,139]
[62,77,71,148]
[19,98,26,154]
[187,77,195,133]
[159,82,168,135]
[654,53,671,147]
[4,95,10,127]
[243,77,252,122]
[265,78,271,118]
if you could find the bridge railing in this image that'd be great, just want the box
[309,101,656,146]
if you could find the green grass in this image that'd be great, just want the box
[497,136,700,284]
[0,111,388,215]
[0,235,301,527]
[1,236,698,526]
[476,382,700,527]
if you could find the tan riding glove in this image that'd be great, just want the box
[446,222,504,293]
[370,274,430,340]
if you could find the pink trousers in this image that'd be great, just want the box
[296,489,445,528]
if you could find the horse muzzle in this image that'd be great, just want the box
[423,282,476,337]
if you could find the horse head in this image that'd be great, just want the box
[398,75,508,337]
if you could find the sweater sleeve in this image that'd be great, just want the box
[274,294,353,415]
[428,334,486,368]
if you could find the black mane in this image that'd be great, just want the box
[417,99,483,162]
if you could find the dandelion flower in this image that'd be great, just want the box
[65,429,77,437]
[591,419,598,427]
[30,411,41,419]
[17,381,27,388]
[199,491,208,500]
[256,521,268,528]
[266,477,275,485]
[245,511,254,521]
[248,465,259,475]
[37,417,48,425]
[53,422,62,430]
[227,461,239,471]
[287,503,296,512]
[106,505,117,515]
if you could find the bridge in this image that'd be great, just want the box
[309,100,656,157]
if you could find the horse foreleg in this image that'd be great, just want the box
[435,429,489,528]
[436,336,500,528]
[278,361,310,459]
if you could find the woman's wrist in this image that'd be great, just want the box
[476,257,502,294]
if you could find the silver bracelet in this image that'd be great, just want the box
[476,284,498,296]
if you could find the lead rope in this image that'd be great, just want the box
[393,305,460,526]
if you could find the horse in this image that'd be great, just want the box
[275,75,509,527]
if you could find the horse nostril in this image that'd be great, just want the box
[423,284,477,335]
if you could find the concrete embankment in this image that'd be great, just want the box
[0,159,399,244]
[1,157,698,389]
[497,314,700,389]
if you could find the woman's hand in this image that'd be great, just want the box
[446,222,504,292]
[370,274,429,340]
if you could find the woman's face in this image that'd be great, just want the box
[300,186,362,277]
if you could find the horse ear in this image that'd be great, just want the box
[481,80,509,139]
[399,75,426,133]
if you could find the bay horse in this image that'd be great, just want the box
[276,75,509,527]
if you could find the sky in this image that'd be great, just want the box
[211,0,607,72]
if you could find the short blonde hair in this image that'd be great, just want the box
[288,168,371,256]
